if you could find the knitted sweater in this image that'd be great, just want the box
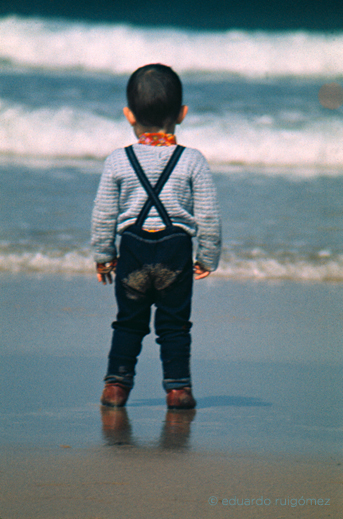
[91,144,221,271]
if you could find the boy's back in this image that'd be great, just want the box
[91,143,221,272]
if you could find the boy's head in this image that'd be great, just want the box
[125,64,186,132]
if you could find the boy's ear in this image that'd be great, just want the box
[123,107,136,126]
[176,105,188,124]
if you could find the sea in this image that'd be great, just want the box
[1,12,343,282]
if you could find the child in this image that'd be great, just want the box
[91,64,221,409]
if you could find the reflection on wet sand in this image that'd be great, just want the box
[101,406,196,450]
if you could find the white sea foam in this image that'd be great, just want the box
[179,114,343,168]
[1,97,343,168]
[1,16,343,77]
[1,250,343,282]
[216,257,343,282]
[0,98,131,158]
[0,251,94,274]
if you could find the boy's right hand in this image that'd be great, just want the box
[96,260,117,285]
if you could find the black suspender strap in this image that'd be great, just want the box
[125,145,185,228]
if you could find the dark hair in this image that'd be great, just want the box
[126,64,183,128]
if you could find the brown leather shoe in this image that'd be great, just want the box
[100,383,131,407]
[166,388,196,409]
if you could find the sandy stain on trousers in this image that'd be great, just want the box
[122,264,181,299]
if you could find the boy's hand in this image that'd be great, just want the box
[96,260,117,285]
[194,262,210,280]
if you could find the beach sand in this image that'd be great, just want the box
[0,274,342,518]
[0,444,341,519]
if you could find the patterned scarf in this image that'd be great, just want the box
[138,132,177,146]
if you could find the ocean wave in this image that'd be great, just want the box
[1,16,343,78]
[216,257,343,282]
[1,98,343,168]
[0,250,94,274]
[1,250,343,282]
[0,98,129,159]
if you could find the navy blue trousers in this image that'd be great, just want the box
[105,225,193,391]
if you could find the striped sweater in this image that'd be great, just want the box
[91,144,221,271]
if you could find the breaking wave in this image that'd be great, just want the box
[1,249,343,282]
[1,98,343,168]
[1,16,343,78]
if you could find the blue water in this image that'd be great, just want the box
[1,160,343,280]
[1,0,342,30]
[1,15,343,281]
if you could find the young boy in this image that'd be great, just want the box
[91,64,221,409]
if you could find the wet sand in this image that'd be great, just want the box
[0,444,341,519]
[0,274,342,518]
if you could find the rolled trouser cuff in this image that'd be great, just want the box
[104,374,134,389]
[163,378,192,391]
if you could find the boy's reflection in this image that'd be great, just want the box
[101,407,196,450]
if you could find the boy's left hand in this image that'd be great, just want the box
[96,260,117,285]
[194,262,210,280]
